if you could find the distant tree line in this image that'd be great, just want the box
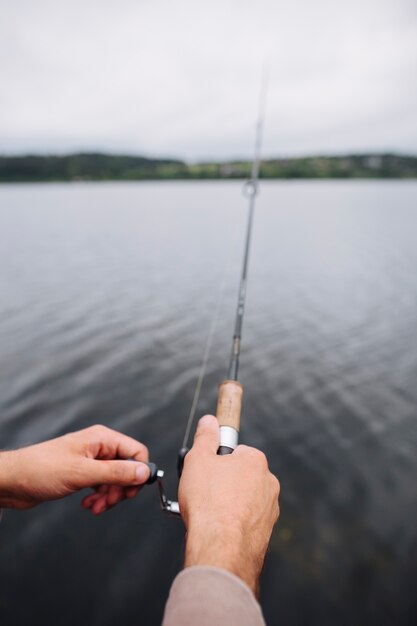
[0,152,416,182]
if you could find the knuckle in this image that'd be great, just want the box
[256,450,268,466]
[271,474,280,496]
[137,442,149,458]
[184,449,197,466]
[235,444,255,458]
[250,447,268,467]
[181,452,192,472]
[274,503,280,523]
[238,445,267,463]
[91,424,109,436]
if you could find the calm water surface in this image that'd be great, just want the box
[0,181,417,626]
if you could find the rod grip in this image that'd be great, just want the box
[216,380,242,430]
[216,380,242,455]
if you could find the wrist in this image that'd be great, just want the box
[0,450,18,508]
[184,520,259,594]
[0,449,33,509]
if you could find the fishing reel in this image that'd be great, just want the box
[146,459,184,517]
[150,464,181,516]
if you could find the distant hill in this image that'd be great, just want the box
[0,153,187,182]
[0,152,416,182]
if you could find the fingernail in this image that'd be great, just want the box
[199,414,216,428]
[135,464,149,482]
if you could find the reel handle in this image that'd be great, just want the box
[216,380,242,455]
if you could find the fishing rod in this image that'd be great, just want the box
[148,70,269,515]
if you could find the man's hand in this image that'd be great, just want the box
[178,415,280,595]
[0,425,150,514]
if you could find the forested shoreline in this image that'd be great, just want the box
[1,152,416,182]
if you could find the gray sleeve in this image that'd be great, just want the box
[161,565,266,626]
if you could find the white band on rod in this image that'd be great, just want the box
[219,425,238,450]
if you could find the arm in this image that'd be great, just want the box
[0,425,150,514]
[162,414,280,625]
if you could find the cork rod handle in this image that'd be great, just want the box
[216,380,242,455]
[216,380,242,430]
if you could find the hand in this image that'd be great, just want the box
[0,425,150,514]
[178,415,280,595]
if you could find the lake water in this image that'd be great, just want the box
[0,180,416,626]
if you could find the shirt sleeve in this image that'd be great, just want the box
[161,565,266,626]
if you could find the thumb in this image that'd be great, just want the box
[86,459,151,487]
[192,415,219,455]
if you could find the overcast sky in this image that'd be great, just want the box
[1,0,417,160]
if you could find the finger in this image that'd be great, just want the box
[82,482,140,511]
[91,495,108,515]
[81,483,109,510]
[82,492,102,509]
[107,485,125,507]
[85,426,149,463]
[191,415,219,455]
[85,459,150,487]
[125,486,139,499]
[91,489,129,514]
